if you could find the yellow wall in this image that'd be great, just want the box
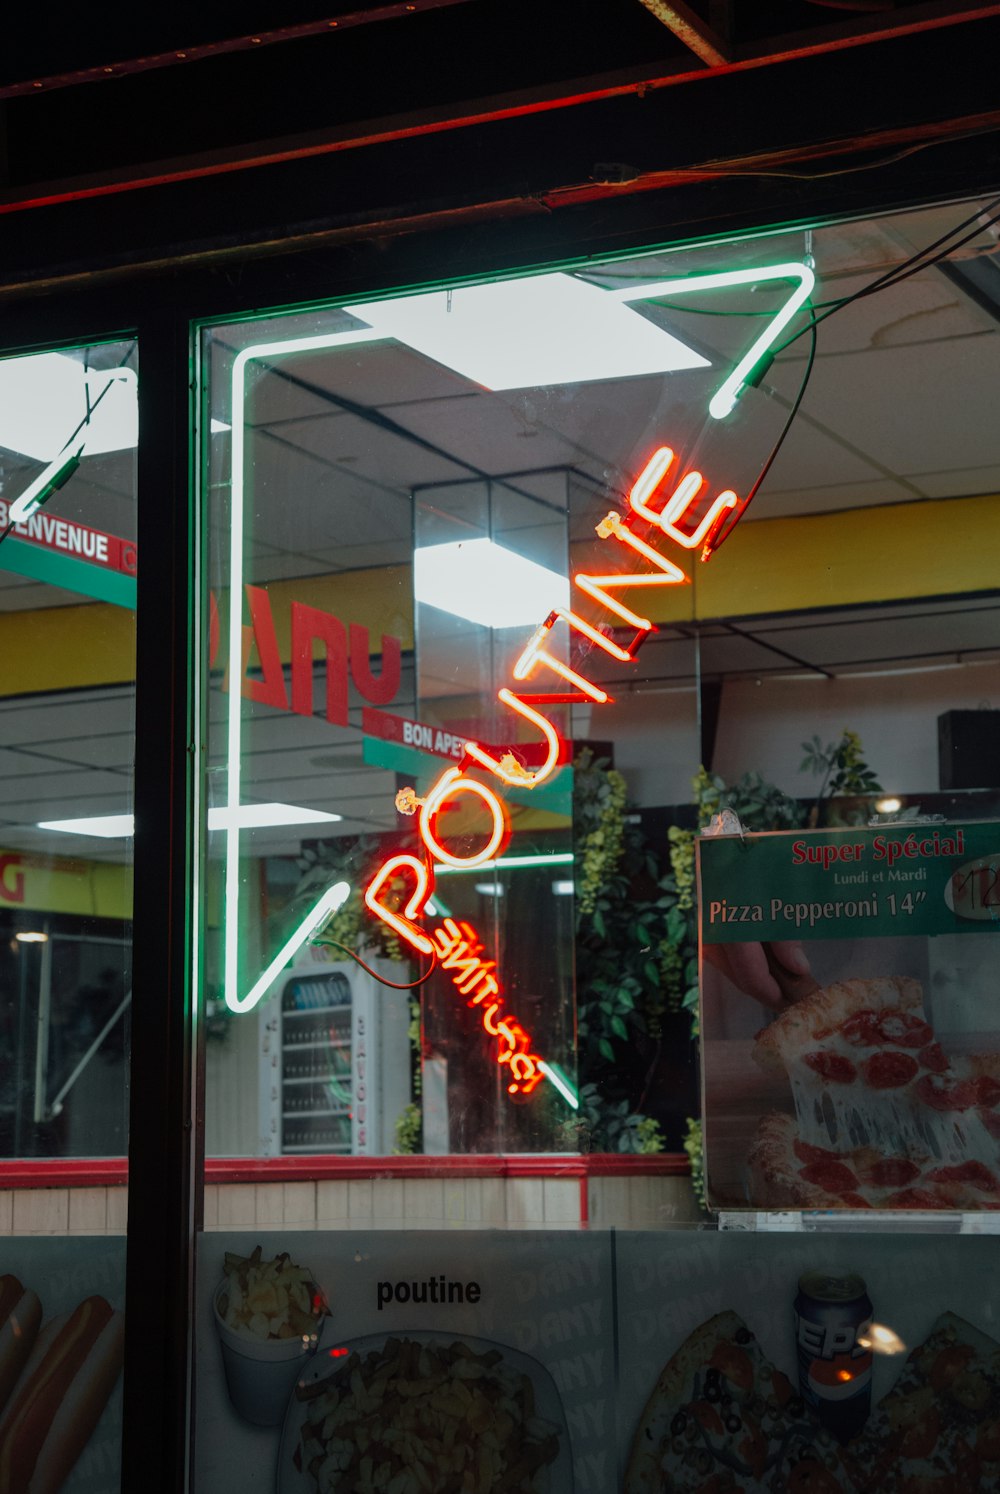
[3,494,996,699]
[635,493,1000,624]
[0,602,135,697]
[0,849,132,919]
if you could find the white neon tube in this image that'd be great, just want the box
[228,881,351,1016]
[538,1060,580,1110]
[609,261,815,420]
[435,853,575,875]
[8,444,85,524]
[225,329,388,1013]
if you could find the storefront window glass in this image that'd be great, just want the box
[197,194,1000,1190]
[0,337,136,1492]
[0,338,136,1164]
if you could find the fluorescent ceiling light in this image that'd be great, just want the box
[414,537,570,630]
[37,804,341,838]
[209,804,342,830]
[552,880,575,895]
[15,931,48,943]
[210,417,231,434]
[0,354,137,461]
[474,883,504,896]
[38,814,135,839]
[346,273,709,390]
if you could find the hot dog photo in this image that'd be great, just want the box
[0,1240,124,1494]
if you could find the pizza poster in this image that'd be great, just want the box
[0,1235,125,1494]
[698,823,1000,1211]
[193,1229,614,1494]
[615,1229,1000,1493]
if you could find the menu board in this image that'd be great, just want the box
[699,822,1000,1211]
[195,1230,614,1494]
[195,1228,1000,1492]
[615,1229,1000,1492]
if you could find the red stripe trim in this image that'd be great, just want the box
[2,7,997,217]
[0,1153,690,1189]
[0,1159,129,1189]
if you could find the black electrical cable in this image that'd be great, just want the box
[585,192,1000,331]
[834,193,1000,304]
[773,199,1000,357]
[695,198,1000,555]
[313,935,439,989]
[704,310,819,557]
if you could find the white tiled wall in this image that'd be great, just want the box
[1,1174,698,1235]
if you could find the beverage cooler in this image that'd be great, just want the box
[256,953,411,1157]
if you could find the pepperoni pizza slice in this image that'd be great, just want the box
[624,1310,859,1493]
[844,1312,1000,1493]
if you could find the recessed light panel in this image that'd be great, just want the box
[0,353,137,461]
[413,537,570,629]
[37,804,341,838]
[346,273,709,390]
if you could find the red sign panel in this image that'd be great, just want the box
[0,501,137,576]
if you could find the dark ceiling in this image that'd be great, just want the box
[0,2,998,294]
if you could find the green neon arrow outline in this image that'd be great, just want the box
[609,261,815,419]
[221,260,813,1020]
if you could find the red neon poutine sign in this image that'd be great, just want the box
[363,446,744,1090]
[432,917,544,1097]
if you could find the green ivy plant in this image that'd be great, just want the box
[693,764,801,833]
[800,729,883,826]
[683,1116,707,1211]
[572,751,691,1151]
[558,1083,666,1154]
[576,757,628,917]
[574,751,692,1056]
[393,1101,422,1155]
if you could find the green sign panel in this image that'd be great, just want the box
[698,822,1000,942]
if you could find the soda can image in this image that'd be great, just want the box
[794,1269,874,1443]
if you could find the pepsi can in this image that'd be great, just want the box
[794,1270,873,1442]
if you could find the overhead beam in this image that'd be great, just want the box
[740,1,1000,66]
[0,1,478,102]
[638,0,730,65]
[3,5,998,222]
[543,106,1000,209]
